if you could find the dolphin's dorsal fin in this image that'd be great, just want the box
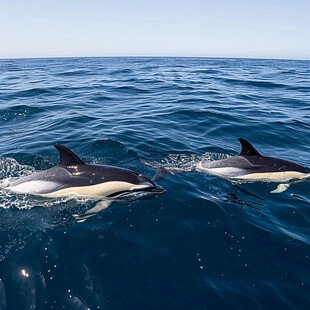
[238,138,261,156]
[54,144,85,165]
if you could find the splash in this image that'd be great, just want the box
[0,157,107,229]
[141,152,231,173]
[0,157,36,210]
[0,157,35,179]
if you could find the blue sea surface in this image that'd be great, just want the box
[0,57,310,309]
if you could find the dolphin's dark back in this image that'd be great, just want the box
[238,138,310,173]
[53,143,155,187]
[62,164,155,187]
[241,155,310,174]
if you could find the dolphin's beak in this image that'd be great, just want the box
[147,187,165,194]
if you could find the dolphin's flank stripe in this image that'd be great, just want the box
[42,181,150,198]
[233,171,309,180]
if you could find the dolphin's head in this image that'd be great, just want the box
[134,174,165,194]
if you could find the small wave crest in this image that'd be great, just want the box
[56,69,93,77]
[109,68,133,75]
[0,105,45,123]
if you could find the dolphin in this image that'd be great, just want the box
[196,138,310,192]
[6,144,165,198]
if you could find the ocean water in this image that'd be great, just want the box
[0,57,310,309]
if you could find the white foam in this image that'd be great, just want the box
[142,152,230,173]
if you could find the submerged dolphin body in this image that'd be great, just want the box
[196,138,310,192]
[7,144,164,198]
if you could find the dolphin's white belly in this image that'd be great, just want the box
[7,180,60,195]
[196,162,246,178]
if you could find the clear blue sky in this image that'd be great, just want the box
[1,0,309,59]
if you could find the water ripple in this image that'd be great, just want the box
[0,57,310,309]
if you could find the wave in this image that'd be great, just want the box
[108,68,134,75]
[56,69,94,77]
[220,77,287,89]
[114,85,150,93]
[4,88,52,98]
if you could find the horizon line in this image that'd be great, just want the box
[0,55,309,62]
